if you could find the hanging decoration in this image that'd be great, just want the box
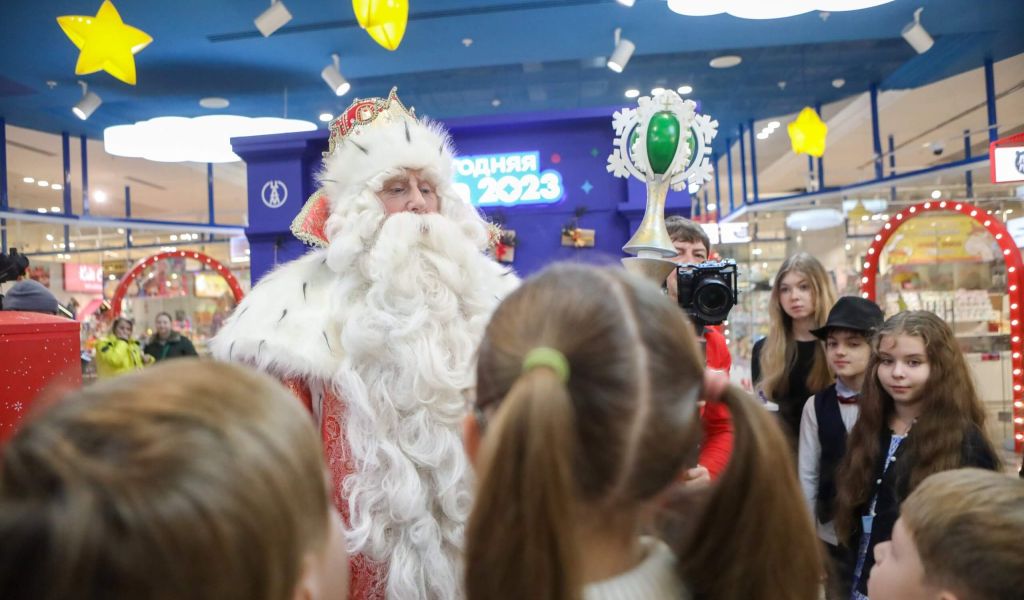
[486,216,518,263]
[787,106,828,158]
[561,207,595,248]
[607,89,718,281]
[57,0,152,85]
[352,0,409,51]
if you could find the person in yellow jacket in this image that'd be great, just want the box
[95,317,151,378]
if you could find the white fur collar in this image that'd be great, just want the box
[210,250,340,381]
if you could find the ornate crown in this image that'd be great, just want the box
[326,87,417,155]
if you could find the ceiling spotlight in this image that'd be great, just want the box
[901,7,933,54]
[22,177,34,183]
[38,180,49,187]
[199,97,230,109]
[931,190,941,199]
[93,190,107,203]
[491,98,502,107]
[677,84,693,95]
[607,28,635,73]
[46,234,54,241]
[51,183,62,190]
[616,0,636,6]
[72,81,102,120]
[36,208,47,214]
[624,88,640,98]
[321,54,351,96]
[651,87,666,96]
[709,55,742,69]
[318,112,333,122]
[462,38,473,47]
[254,0,292,37]
[50,206,60,212]
[757,131,770,140]
[768,120,780,129]
[707,203,717,211]
[832,78,846,88]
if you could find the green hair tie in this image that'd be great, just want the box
[522,347,570,383]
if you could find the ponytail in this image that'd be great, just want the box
[465,368,580,600]
[674,385,821,600]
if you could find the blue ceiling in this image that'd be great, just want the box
[1,0,1021,156]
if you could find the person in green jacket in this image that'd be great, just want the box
[144,312,198,362]
[95,317,147,378]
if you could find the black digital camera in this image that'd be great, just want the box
[676,259,739,330]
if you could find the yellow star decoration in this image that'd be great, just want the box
[787,107,829,158]
[57,0,153,85]
[353,0,408,51]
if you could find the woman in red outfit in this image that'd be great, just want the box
[664,216,733,480]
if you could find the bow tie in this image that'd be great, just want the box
[837,394,859,405]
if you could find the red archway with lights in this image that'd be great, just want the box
[859,200,1024,451]
[109,250,245,318]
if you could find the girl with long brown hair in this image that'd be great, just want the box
[834,311,1000,599]
[0,360,348,600]
[463,264,821,600]
[753,252,837,445]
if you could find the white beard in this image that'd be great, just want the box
[325,207,501,600]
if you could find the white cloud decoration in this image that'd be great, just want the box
[667,0,894,19]
[104,115,317,163]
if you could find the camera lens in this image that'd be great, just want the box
[694,278,733,319]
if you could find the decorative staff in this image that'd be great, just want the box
[607,90,718,281]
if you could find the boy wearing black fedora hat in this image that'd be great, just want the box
[797,296,884,598]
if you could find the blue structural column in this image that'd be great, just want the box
[713,152,722,213]
[1,118,7,254]
[888,134,897,202]
[748,119,759,203]
[870,84,884,180]
[725,138,735,213]
[738,124,748,205]
[984,57,998,143]
[80,135,90,216]
[814,102,825,189]
[61,132,72,215]
[964,130,973,198]
[207,162,215,225]
[124,185,132,248]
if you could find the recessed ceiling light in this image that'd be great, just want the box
[624,88,640,98]
[651,87,666,96]
[677,85,693,95]
[22,176,34,183]
[94,190,107,202]
[318,112,333,122]
[462,38,473,47]
[45,234,54,241]
[491,98,502,107]
[117,228,126,234]
[38,180,49,187]
[931,190,941,199]
[709,55,742,69]
[50,206,60,212]
[199,97,230,109]
[36,208,47,214]
[51,183,63,190]
[768,120,780,129]
[832,78,846,88]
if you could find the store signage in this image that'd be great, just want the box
[1005,217,1024,248]
[261,179,288,208]
[64,263,103,293]
[452,151,565,207]
[990,132,1024,184]
[699,223,751,245]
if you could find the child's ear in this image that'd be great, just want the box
[463,413,481,463]
[291,553,319,600]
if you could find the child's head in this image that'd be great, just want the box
[811,296,884,387]
[769,252,835,327]
[0,360,347,600]
[868,469,1024,600]
[464,263,821,600]
[871,311,980,414]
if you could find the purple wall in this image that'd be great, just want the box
[233,108,692,283]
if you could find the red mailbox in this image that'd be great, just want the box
[0,311,82,442]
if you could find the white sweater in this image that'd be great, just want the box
[583,538,689,600]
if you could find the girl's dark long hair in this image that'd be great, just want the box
[835,311,999,540]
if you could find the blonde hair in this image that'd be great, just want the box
[465,264,821,600]
[901,469,1024,600]
[0,360,330,600]
[758,252,836,400]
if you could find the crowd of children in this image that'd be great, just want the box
[1,259,1022,600]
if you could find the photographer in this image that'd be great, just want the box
[664,215,734,481]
